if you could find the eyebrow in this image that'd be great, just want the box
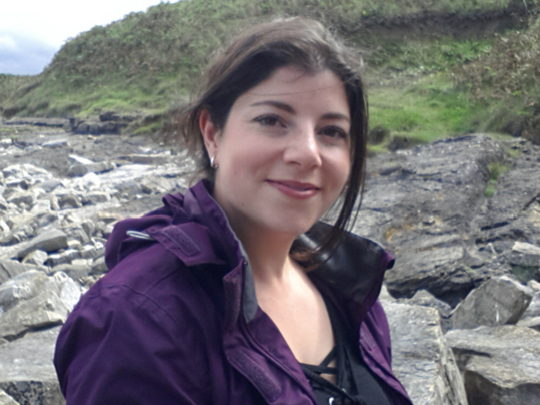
[250,100,350,122]
[250,100,295,113]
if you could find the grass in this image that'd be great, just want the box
[1,0,540,146]
[368,74,483,146]
[485,162,510,197]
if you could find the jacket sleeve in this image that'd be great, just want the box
[54,283,211,405]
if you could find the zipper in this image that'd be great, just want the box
[126,230,155,240]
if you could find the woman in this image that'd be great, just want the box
[54,17,412,405]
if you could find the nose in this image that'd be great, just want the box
[283,125,322,169]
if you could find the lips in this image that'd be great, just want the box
[266,180,320,199]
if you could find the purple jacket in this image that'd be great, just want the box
[54,180,412,404]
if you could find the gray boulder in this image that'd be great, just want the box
[0,260,31,284]
[0,390,18,405]
[446,325,540,405]
[57,195,81,209]
[356,135,509,304]
[6,191,35,208]
[517,316,540,332]
[407,289,453,318]
[450,276,532,330]
[521,287,540,320]
[0,271,80,340]
[67,161,115,177]
[0,326,64,405]
[21,250,48,266]
[382,300,468,405]
[90,256,108,275]
[509,241,540,282]
[16,229,68,259]
[52,262,91,283]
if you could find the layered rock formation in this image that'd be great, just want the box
[0,123,539,404]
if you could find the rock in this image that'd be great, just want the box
[68,155,93,165]
[6,191,35,208]
[57,194,82,209]
[114,179,142,196]
[35,179,62,193]
[2,164,52,187]
[0,270,48,310]
[407,289,453,319]
[64,227,89,244]
[53,262,90,283]
[124,153,171,165]
[78,244,102,260]
[521,288,540,319]
[385,244,474,304]
[5,213,34,232]
[16,229,68,259]
[360,136,510,304]
[67,161,115,177]
[139,175,176,194]
[450,276,533,330]
[517,316,540,332]
[0,128,538,404]
[71,117,127,134]
[82,191,110,205]
[446,325,540,405]
[21,250,48,266]
[0,260,32,284]
[45,249,81,267]
[0,390,18,405]
[4,117,69,128]
[509,241,540,282]
[0,326,64,405]
[0,270,79,340]
[42,139,68,149]
[99,111,120,122]
[90,256,108,275]
[97,211,123,224]
[382,300,468,405]
[29,199,51,215]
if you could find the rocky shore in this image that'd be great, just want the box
[0,121,539,405]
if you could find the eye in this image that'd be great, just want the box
[319,126,348,139]
[254,115,282,127]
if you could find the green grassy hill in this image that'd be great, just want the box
[1,0,539,145]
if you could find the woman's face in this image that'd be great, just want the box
[200,65,351,241]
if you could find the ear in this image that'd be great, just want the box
[199,109,220,160]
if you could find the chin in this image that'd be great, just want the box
[267,217,318,238]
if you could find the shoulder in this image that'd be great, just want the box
[74,240,221,336]
[54,243,221,404]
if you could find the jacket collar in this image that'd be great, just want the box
[110,180,393,326]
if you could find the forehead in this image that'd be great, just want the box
[235,66,350,113]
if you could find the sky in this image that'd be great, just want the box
[0,0,169,75]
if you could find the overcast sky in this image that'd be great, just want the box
[0,0,169,75]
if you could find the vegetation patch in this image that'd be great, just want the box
[453,16,540,144]
[1,0,540,146]
[485,162,510,197]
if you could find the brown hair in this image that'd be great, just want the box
[178,17,368,264]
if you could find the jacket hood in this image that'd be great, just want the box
[105,180,242,272]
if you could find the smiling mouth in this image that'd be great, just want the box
[268,180,319,190]
[266,180,320,198]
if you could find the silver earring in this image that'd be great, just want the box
[210,156,218,169]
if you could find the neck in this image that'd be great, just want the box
[239,225,298,283]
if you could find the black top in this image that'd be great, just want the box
[300,296,392,405]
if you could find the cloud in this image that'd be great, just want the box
[0,31,58,75]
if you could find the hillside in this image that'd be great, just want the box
[1,0,540,145]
